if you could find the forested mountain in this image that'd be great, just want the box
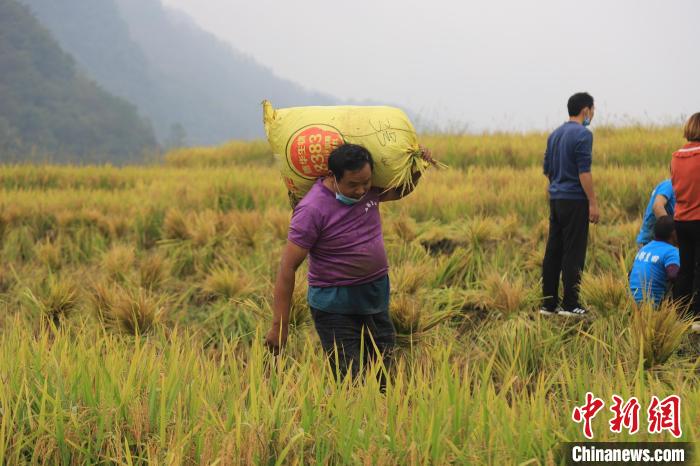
[20,0,337,145]
[0,0,157,163]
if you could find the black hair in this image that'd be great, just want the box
[328,144,374,180]
[654,215,675,241]
[567,92,595,117]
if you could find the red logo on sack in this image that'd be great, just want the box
[287,125,344,179]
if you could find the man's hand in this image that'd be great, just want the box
[589,202,600,224]
[265,241,308,355]
[265,322,288,355]
[379,145,435,202]
[419,145,437,167]
[578,172,598,224]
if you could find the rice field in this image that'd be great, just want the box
[0,125,698,465]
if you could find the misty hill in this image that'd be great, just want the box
[0,0,157,163]
[20,0,337,146]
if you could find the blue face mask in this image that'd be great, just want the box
[336,192,361,205]
[333,177,364,205]
[582,117,591,127]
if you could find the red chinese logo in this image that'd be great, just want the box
[572,392,605,439]
[572,393,682,439]
[287,125,344,179]
[609,395,640,434]
[648,395,682,438]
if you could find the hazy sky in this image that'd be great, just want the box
[161,0,698,132]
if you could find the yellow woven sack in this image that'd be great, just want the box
[262,100,430,204]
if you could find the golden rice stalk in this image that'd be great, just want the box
[201,265,254,301]
[389,215,417,243]
[390,293,422,336]
[162,209,192,241]
[390,262,430,295]
[465,217,500,247]
[107,215,130,239]
[139,253,169,290]
[191,209,219,247]
[23,275,80,324]
[89,280,118,324]
[630,299,693,369]
[385,148,447,194]
[432,248,473,287]
[228,211,264,248]
[390,292,457,344]
[580,272,632,318]
[264,208,292,242]
[476,271,539,317]
[106,286,165,335]
[34,238,62,270]
[101,244,135,282]
[0,267,15,293]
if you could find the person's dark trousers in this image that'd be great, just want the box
[542,199,590,311]
[673,220,700,316]
[310,308,396,390]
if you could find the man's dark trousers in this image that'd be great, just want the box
[310,308,396,389]
[673,220,700,315]
[542,199,590,311]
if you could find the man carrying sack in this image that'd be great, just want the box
[265,143,434,389]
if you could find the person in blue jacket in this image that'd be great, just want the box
[540,92,598,317]
[629,215,679,307]
[636,178,675,247]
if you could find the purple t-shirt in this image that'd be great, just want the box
[288,178,388,287]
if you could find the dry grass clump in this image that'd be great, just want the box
[162,208,191,241]
[390,262,432,295]
[226,211,264,248]
[190,209,219,247]
[481,271,539,316]
[629,300,693,368]
[101,244,135,282]
[89,282,165,334]
[264,208,291,241]
[23,275,80,325]
[389,214,418,243]
[34,238,62,270]
[139,253,170,290]
[580,272,631,318]
[432,248,474,287]
[464,271,539,317]
[201,265,254,301]
[390,292,458,344]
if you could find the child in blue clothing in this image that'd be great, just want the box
[636,178,675,247]
[629,216,680,306]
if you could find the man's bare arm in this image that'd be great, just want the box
[378,146,435,202]
[652,195,669,218]
[378,170,422,202]
[265,241,308,352]
[579,172,600,224]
